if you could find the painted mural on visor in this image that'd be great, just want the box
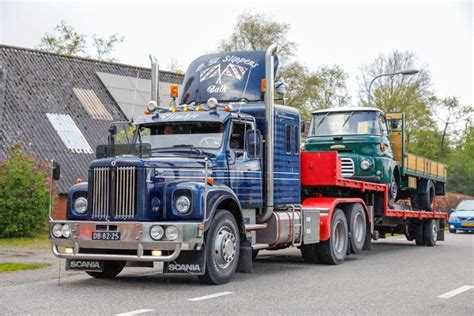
[180,51,279,104]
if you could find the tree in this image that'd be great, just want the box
[446,123,474,195]
[358,50,443,157]
[218,12,349,119]
[37,21,124,61]
[37,20,86,56]
[166,58,184,74]
[218,12,296,61]
[92,33,124,62]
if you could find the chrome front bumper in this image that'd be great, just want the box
[50,221,204,262]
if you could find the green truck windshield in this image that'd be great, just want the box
[309,111,382,136]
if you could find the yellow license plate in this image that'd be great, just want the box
[461,223,474,227]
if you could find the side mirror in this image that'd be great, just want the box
[245,129,262,159]
[52,161,60,181]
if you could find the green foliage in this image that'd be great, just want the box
[37,20,124,61]
[446,125,474,195]
[0,147,51,238]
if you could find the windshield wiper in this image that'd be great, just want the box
[316,112,329,129]
[172,144,194,148]
[342,111,354,127]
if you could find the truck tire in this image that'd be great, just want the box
[404,222,416,241]
[199,210,240,285]
[344,203,367,254]
[423,219,438,247]
[388,174,399,208]
[86,261,126,279]
[316,208,348,265]
[414,221,425,246]
[301,244,318,263]
[419,180,436,211]
[410,194,420,210]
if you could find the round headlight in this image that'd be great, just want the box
[52,223,63,238]
[360,160,371,170]
[165,226,179,240]
[74,196,88,214]
[61,224,71,238]
[175,195,191,214]
[150,225,164,240]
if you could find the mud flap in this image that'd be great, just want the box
[363,232,372,250]
[163,250,206,275]
[437,220,445,241]
[236,238,252,273]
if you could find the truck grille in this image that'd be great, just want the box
[340,158,355,177]
[91,166,137,220]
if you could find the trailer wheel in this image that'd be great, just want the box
[419,180,436,211]
[414,221,425,246]
[198,210,240,285]
[423,219,438,247]
[316,208,348,265]
[344,203,366,254]
[86,261,126,279]
[404,223,416,241]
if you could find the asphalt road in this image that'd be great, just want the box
[1,233,473,315]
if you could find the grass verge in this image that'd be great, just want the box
[0,262,51,273]
[0,234,50,249]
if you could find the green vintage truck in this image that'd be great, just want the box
[304,107,447,210]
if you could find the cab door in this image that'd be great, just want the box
[227,119,263,208]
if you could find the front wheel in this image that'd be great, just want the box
[388,174,399,208]
[199,210,240,285]
[316,208,348,265]
[86,261,126,279]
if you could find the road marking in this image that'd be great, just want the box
[188,291,234,301]
[438,285,474,299]
[116,309,154,316]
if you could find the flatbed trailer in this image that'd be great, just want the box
[299,151,447,252]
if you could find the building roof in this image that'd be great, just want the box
[0,45,184,193]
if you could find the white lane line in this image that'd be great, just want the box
[116,309,154,316]
[438,285,474,299]
[188,291,234,301]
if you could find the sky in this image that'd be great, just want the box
[1,0,472,119]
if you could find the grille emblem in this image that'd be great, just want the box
[111,160,116,167]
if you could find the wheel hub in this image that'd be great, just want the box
[214,227,236,268]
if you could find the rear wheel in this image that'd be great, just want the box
[316,208,348,265]
[198,210,240,285]
[423,219,438,247]
[419,180,436,211]
[344,203,367,254]
[86,261,126,279]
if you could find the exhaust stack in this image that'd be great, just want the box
[258,43,278,223]
[149,55,160,106]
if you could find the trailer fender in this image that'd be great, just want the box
[302,197,370,241]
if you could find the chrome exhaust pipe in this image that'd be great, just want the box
[149,55,160,106]
[258,43,278,223]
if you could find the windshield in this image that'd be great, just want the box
[138,121,224,150]
[309,111,382,137]
[456,200,474,212]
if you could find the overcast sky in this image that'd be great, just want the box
[1,0,472,116]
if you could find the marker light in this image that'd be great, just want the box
[195,106,203,111]
[183,106,190,112]
[147,101,158,112]
[64,247,73,254]
[380,143,386,152]
[151,250,162,257]
[207,97,218,109]
[170,107,178,112]
[261,79,266,93]
[170,84,179,98]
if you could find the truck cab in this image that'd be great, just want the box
[305,107,399,201]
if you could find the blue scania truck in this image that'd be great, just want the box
[50,45,447,284]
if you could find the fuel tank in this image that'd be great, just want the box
[256,210,301,248]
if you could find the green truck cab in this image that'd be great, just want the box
[304,107,447,210]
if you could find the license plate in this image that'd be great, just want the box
[66,259,104,271]
[461,223,474,227]
[92,231,121,240]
